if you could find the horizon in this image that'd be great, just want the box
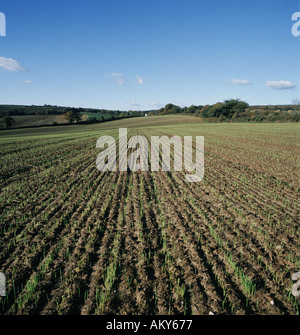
[0,100,299,113]
[0,0,300,110]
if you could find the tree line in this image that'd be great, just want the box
[149,99,300,122]
[1,99,299,128]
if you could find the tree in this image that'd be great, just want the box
[63,110,82,124]
[186,105,203,114]
[198,100,248,119]
[2,116,15,129]
[158,104,182,115]
[222,99,248,118]
[207,102,224,118]
[292,98,300,110]
[198,105,211,118]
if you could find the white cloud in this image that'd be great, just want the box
[136,75,144,85]
[171,101,186,108]
[0,57,26,72]
[150,101,164,108]
[23,80,32,84]
[107,73,145,86]
[266,80,297,90]
[107,72,126,86]
[230,78,252,85]
[128,101,140,107]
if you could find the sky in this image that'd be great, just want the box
[0,0,299,110]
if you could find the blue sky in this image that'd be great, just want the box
[0,0,299,110]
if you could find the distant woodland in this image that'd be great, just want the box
[0,99,299,128]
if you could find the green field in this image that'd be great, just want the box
[81,113,117,121]
[0,114,91,129]
[0,115,299,315]
[0,115,68,129]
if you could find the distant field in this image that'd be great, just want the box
[0,114,91,129]
[0,113,194,129]
[0,116,299,315]
[0,115,67,129]
[0,115,202,137]
[82,113,115,121]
